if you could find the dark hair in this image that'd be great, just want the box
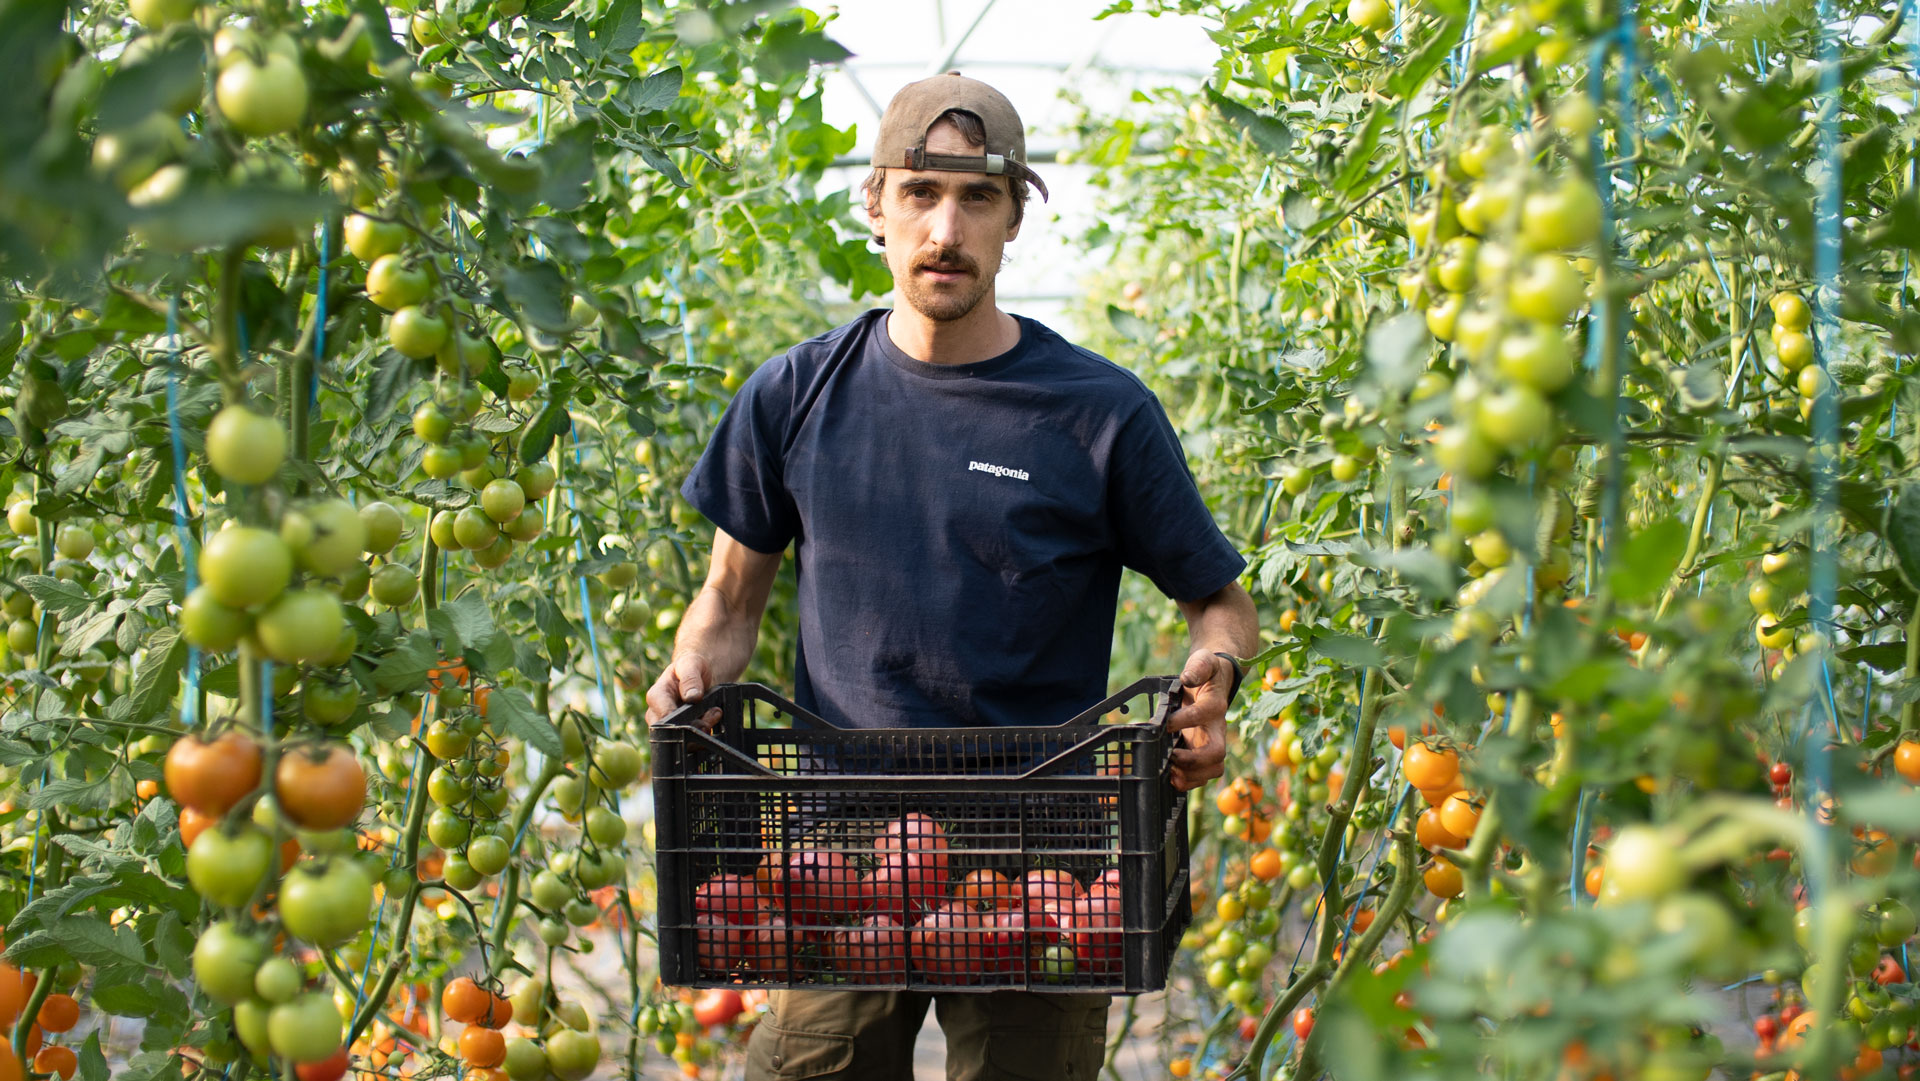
[861,109,1030,248]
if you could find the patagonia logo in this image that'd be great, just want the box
[968,460,1029,481]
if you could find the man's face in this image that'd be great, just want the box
[872,119,1022,324]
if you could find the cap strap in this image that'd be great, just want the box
[892,148,1050,202]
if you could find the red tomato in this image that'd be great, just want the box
[1292,1007,1315,1039]
[692,989,744,1029]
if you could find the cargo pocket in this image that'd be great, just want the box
[979,994,1110,1081]
[744,1021,856,1081]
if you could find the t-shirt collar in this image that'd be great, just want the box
[873,308,1031,380]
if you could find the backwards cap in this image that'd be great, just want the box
[870,72,1049,201]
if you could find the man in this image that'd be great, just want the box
[646,72,1259,1081]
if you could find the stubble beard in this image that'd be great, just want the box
[898,251,993,324]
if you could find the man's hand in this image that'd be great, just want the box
[645,653,721,728]
[1167,649,1235,792]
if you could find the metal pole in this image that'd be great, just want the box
[926,0,999,75]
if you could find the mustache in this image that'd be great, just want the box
[912,250,977,275]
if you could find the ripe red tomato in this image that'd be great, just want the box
[824,916,909,980]
[292,1047,349,1081]
[1769,761,1793,787]
[1293,1007,1315,1039]
[692,989,744,1028]
[164,731,263,817]
[911,903,983,984]
[274,744,367,830]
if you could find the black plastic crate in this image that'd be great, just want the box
[650,678,1191,994]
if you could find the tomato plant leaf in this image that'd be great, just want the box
[754,17,851,82]
[505,262,574,333]
[519,396,573,464]
[1387,15,1467,98]
[126,628,186,725]
[1839,783,1920,834]
[47,915,147,968]
[443,592,497,649]
[487,685,561,757]
[1205,85,1293,158]
[626,65,685,114]
[1838,642,1907,674]
[1363,310,1430,396]
[1607,517,1687,604]
[1886,484,1920,592]
[1302,628,1385,669]
[77,1031,107,1081]
[373,630,438,695]
[20,574,92,618]
[365,349,426,422]
[29,776,114,813]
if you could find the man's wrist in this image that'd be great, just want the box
[1213,651,1244,705]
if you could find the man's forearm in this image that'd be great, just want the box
[1182,582,1261,663]
[671,584,763,684]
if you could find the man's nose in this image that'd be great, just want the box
[926,193,964,250]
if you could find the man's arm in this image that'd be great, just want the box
[1166,580,1261,792]
[644,529,784,726]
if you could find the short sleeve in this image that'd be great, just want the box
[680,358,800,554]
[1108,397,1247,601]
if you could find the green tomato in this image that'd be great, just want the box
[388,306,450,360]
[278,861,374,947]
[441,853,483,891]
[292,499,367,577]
[255,589,345,664]
[252,956,301,1004]
[1875,899,1917,946]
[214,53,309,138]
[267,991,342,1063]
[453,506,499,550]
[303,678,361,727]
[1508,254,1587,324]
[505,507,545,542]
[199,527,293,608]
[481,479,527,524]
[529,871,572,913]
[366,255,430,311]
[427,807,472,848]
[368,563,419,607]
[1495,324,1576,393]
[1475,384,1553,452]
[575,850,626,890]
[467,834,511,876]
[503,1038,548,1081]
[233,998,273,1060]
[181,585,248,652]
[1520,178,1602,252]
[187,824,274,908]
[343,214,405,262]
[192,920,267,1004]
[546,1027,602,1081]
[584,807,627,846]
[427,765,471,807]
[1602,825,1682,901]
[588,741,643,789]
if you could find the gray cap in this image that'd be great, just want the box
[870,72,1049,200]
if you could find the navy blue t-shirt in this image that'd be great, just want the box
[681,309,1246,730]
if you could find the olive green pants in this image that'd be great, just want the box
[744,989,1111,1081]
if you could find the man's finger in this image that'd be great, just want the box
[1181,653,1210,686]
